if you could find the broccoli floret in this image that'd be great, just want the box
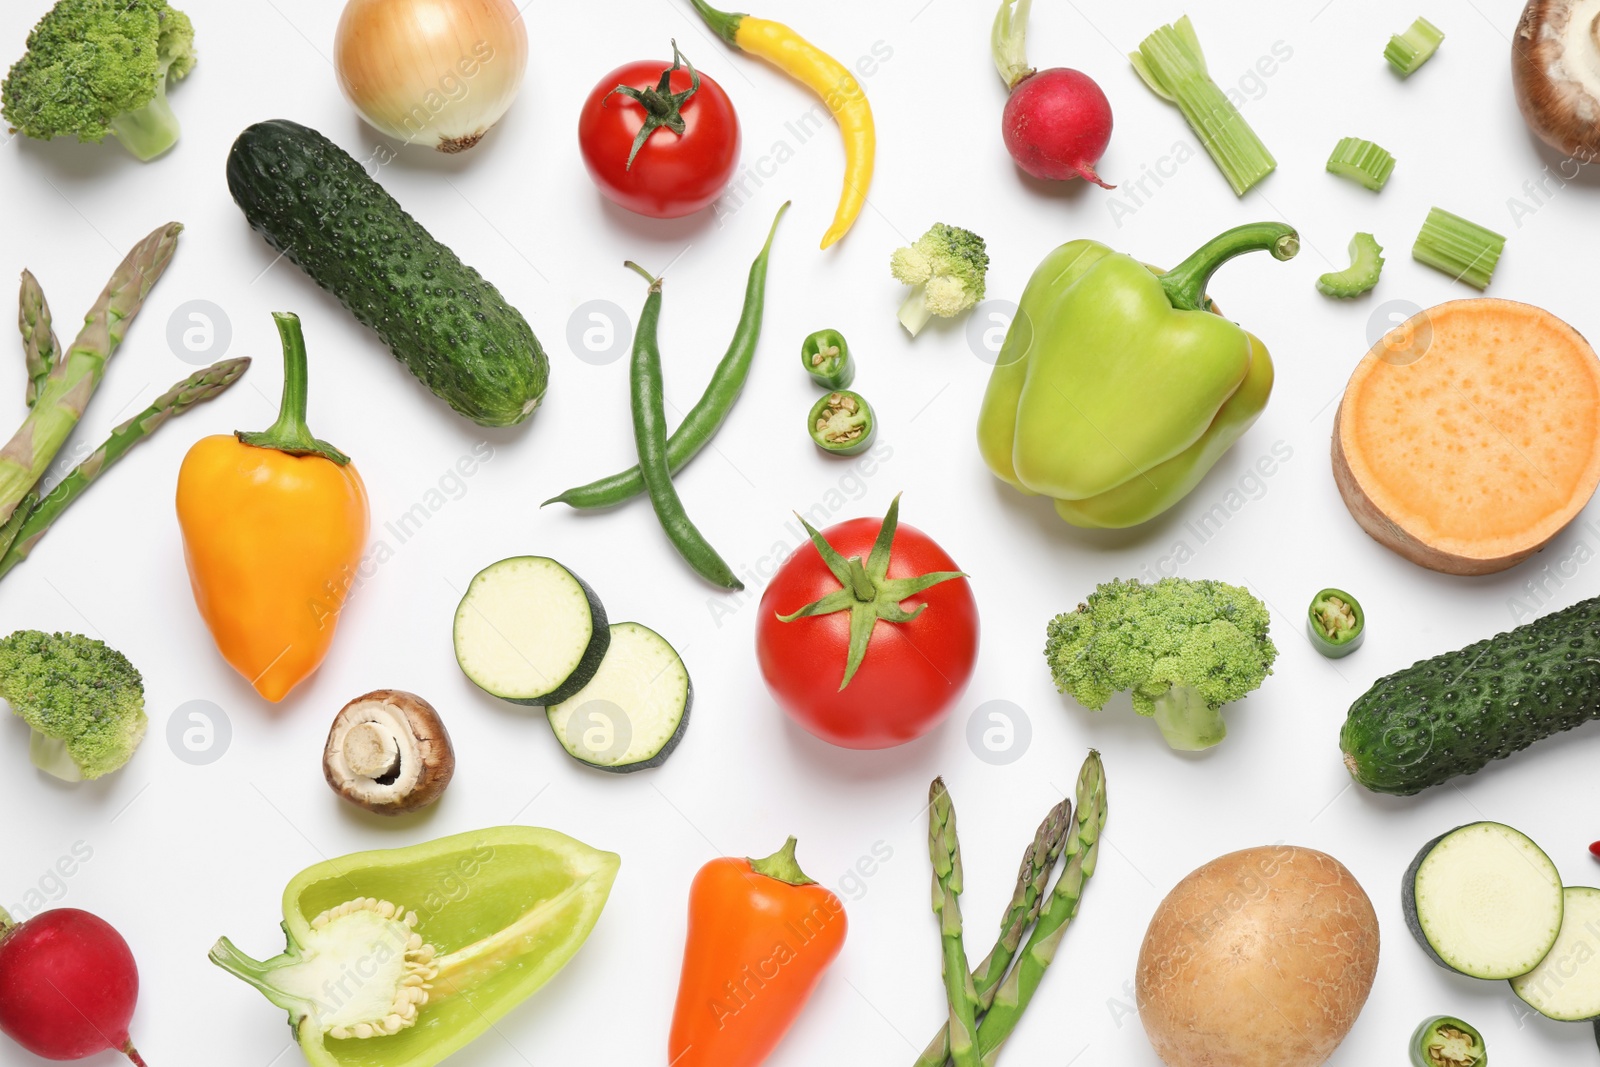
[0,630,146,781]
[1044,578,1277,751]
[2,0,196,162]
[890,223,989,337]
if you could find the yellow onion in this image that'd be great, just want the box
[335,0,528,153]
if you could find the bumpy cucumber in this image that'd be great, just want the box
[1341,595,1600,795]
[226,120,548,427]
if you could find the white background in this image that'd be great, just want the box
[0,0,1595,1064]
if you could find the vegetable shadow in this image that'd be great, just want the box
[11,133,138,183]
[1522,127,1600,190]
[1011,166,1101,203]
[982,474,1184,554]
[776,710,944,784]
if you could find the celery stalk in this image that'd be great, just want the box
[1130,16,1276,196]
[1412,209,1504,290]
[1385,18,1444,76]
[1326,138,1395,191]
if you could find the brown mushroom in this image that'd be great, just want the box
[1514,0,1600,157]
[323,690,454,815]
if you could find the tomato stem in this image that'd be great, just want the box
[606,41,702,170]
[845,556,876,600]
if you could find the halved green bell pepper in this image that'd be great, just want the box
[209,826,619,1067]
[978,223,1297,529]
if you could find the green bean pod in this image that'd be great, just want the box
[545,203,788,510]
[627,264,743,589]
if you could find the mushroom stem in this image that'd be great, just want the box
[343,721,402,780]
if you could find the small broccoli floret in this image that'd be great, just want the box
[0,630,146,781]
[1044,578,1277,751]
[2,0,196,162]
[890,223,989,337]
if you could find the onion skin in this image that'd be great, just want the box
[1136,845,1380,1067]
[335,0,529,153]
[1513,0,1600,158]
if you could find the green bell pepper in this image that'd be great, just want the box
[977,223,1297,529]
[209,826,619,1067]
[802,328,855,389]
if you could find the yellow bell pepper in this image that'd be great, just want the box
[176,314,368,702]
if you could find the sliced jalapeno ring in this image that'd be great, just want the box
[808,390,876,456]
[1410,1015,1485,1067]
[802,329,855,389]
[1307,587,1364,658]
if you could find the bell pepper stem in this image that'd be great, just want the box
[1158,222,1299,312]
[236,313,350,465]
[749,836,818,885]
[686,0,744,45]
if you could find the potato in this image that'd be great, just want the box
[1135,845,1380,1067]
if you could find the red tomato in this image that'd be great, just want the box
[578,57,740,219]
[757,512,979,750]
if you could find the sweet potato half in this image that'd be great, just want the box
[1333,298,1600,575]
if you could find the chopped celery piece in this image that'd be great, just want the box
[1413,208,1505,290]
[1327,137,1395,191]
[1130,16,1276,196]
[1385,17,1444,76]
[1317,233,1385,298]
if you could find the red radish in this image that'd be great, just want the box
[0,909,148,1065]
[992,0,1114,187]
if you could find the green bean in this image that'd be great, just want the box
[625,262,743,590]
[544,201,788,510]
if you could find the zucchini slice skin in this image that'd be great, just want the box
[454,557,610,707]
[547,622,691,774]
[1512,887,1600,1021]
[1403,822,1564,980]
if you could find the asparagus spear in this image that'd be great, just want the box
[0,492,36,560]
[929,778,982,1067]
[976,751,1107,1065]
[0,222,182,524]
[0,357,250,581]
[18,270,60,407]
[914,797,1071,1067]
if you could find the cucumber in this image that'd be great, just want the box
[226,119,548,427]
[1340,595,1600,795]
[454,557,609,706]
[1403,822,1563,980]
[1512,887,1600,1020]
[547,622,690,773]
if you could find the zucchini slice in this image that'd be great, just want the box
[453,557,609,706]
[1513,887,1600,1020]
[547,623,691,773]
[1403,822,1563,980]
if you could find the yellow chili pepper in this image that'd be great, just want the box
[176,313,368,703]
[689,0,875,249]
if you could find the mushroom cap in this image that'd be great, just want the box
[323,690,454,815]
[1514,0,1600,156]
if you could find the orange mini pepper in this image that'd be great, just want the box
[176,313,368,702]
[669,837,847,1067]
